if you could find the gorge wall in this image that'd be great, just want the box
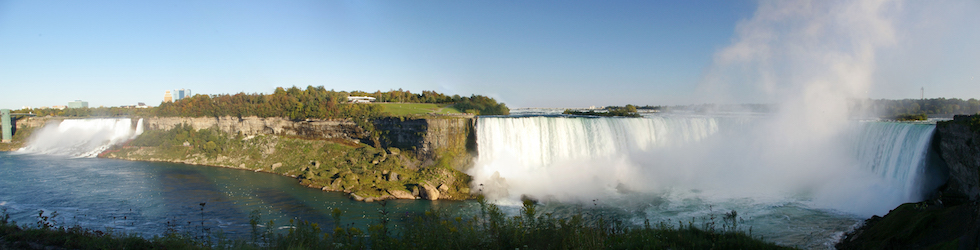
[934,115,980,202]
[375,116,476,164]
[142,116,366,142]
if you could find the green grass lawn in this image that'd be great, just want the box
[377,103,462,116]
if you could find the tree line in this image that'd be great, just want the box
[12,86,509,119]
[155,86,509,119]
[850,98,980,118]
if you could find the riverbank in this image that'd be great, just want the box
[103,115,477,203]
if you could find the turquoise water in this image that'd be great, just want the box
[0,152,475,238]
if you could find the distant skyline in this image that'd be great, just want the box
[1,0,978,109]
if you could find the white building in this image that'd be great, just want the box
[347,96,377,103]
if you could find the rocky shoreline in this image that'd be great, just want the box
[102,115,477,203]
[103,148,463,203]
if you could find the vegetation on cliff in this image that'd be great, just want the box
[0,125,36,151]
[951,114,980,132]
[108,122,473,202]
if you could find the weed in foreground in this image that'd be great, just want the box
[0,197,793,249]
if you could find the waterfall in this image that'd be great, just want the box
[19,118,143,158]
[851,122,936,200]
[470,115,937,216]
[475,116,720,169]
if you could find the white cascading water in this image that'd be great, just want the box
[470,115,937,217]
[19,118,144,158]
[850,122,937,202]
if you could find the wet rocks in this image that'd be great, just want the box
[420,183,440,200]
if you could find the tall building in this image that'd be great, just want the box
[68,100,88,109]
[172,89,192,101]
[164,90,173,103]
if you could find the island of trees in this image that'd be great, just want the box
[563,105,641,117]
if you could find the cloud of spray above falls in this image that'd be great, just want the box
[468,0,967,217]
[469,0,937,217]
[700,0,897,120]
[692,0,906,215]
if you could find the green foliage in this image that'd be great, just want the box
[154,86,507,119]
[950,114,980,133]
[376,103,462,116]
[850,98,980,118]
[451,95,510,115]
[12,107,154,118]
[130,124,232,157]
[892,113,928,121]
[564,104,641,117]
[0,125,37,151]
[0,208,205,249]
[1,199,791,250]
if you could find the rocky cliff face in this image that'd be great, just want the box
[375,115,476,163]
[934,115,980,202]
[12,117,60,129]
[143,116,367,142]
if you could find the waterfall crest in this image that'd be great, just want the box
[19,118,143,158]
[470,115,937,216]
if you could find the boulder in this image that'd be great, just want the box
[420,183,440,200]
[438,184,449,192]
[387,189,415,199]
[271,162,282,171]
[388,172,399,182]
[350,193,365,202]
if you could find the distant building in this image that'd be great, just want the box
[172,89,192,101]
[68,100,88,109]
[347,96,377,103]
[51,105,66,110]
[137,102,149,108]
[164,90,173,103]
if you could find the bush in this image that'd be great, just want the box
[0,198,793,250]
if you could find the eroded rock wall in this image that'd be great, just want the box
[143,116,366,141]
[375,115,475,163]
[935,115,980,201]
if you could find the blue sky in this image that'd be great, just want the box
[0,0,977,109]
